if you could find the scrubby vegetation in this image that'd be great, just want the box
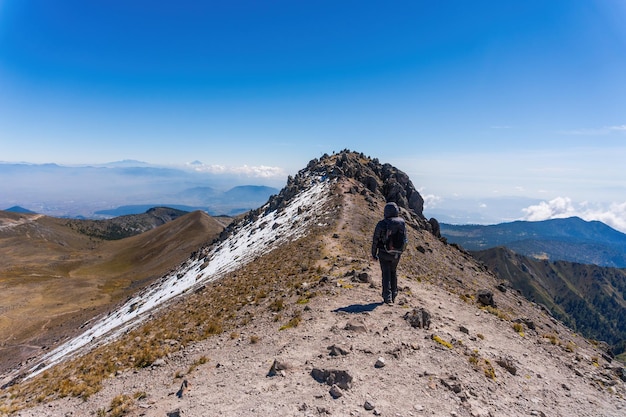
[2,200,335,412]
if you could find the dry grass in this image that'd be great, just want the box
[467,350,497,381]
[2,197,336,412]
[279,311,303,331]
[512,322,525,337]
[543,333,561,345]
[106,393,134,417]
[480,305,511,321]
[431,334,453,349]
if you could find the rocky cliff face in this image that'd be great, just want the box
[308,150,425,218]
[265,150,428,230]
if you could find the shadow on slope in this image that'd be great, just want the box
[332,302,384,314]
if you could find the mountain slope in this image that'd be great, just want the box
[65,207,193,240]
[0,210,227,377]
[440,217,626,267]
[2,151,625,416]
[472,246,626,356]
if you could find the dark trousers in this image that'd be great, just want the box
[379,254,400,302]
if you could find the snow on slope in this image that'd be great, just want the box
[25,175,333,378]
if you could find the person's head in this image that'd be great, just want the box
[384,202,399,218]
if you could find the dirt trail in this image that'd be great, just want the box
[14,262,626,417]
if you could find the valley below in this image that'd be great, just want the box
[0,209,227,375]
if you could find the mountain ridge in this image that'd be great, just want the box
[2,150,625,416]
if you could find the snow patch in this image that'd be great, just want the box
[25,177,332,378]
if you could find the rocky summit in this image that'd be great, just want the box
[2,150,625,416]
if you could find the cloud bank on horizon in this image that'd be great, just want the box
[521,198,626,234]
[185,161,286,179]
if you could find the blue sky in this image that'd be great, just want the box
[1,1,626,229]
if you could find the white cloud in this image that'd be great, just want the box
[521,197,576,220]
[560,124,626,135]
[420,190,442,210]
[186,163,287,178]
[522,197,626,233]
[580,202,626,234]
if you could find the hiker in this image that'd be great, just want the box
[371,202,407,304]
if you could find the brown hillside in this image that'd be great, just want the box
[2,151,624,416]
[0,210,227,376]
[472,246,626,356]
[65,207,194,240]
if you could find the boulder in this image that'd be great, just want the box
[403,308,431,330]
[477,290,496,307]
[311,368,353,390]
[345,318,368,333]
[267,359,290,377]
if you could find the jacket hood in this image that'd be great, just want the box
[384,202,399,218]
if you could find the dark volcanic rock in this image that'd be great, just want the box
[404,307,432,330]
[311,368,353,390]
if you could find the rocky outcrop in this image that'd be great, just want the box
[313,150,425,219]
[477,289,496,307]
[216,149,435,246]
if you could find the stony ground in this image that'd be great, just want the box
[15,264,626,417]
[7,162,626,417]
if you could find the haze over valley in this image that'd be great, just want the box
[0,161,280,218]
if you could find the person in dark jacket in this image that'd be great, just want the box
[371,202,406,304]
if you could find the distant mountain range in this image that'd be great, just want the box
[440,217,626,268]
[0,162,281,218]
[4,206,36,214]
[440,216,626,356]
[91,186,278,218]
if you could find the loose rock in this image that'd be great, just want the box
[375,357,386,368]
[311,368,353,390]
[404,307,431,329]
[329,384,343,399]
[328,344,350,356]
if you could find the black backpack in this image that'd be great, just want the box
[383,218,407,255]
